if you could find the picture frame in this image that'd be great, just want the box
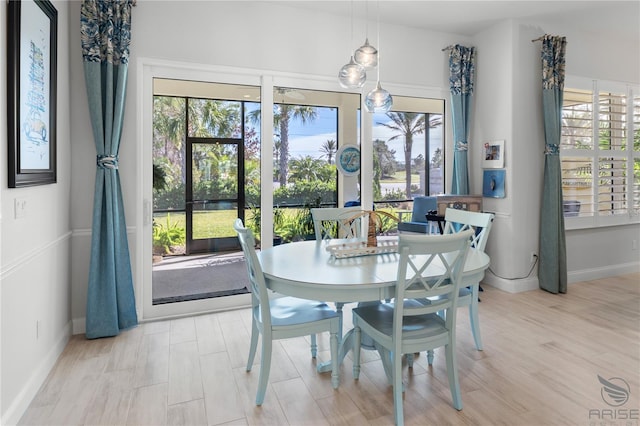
[7,0,58,187]
[482,169,506,198]
[482,139,505,169]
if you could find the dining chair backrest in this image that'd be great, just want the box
[394,230,474,336]
[233,219,272,329]
[311,206,364,241]
[442,208,495,251]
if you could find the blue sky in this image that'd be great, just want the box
[245,103,443,163]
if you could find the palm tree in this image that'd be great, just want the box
[153,96,186,189]
[288,155,326,182]
[379,112,425,199]
[379,113,441,199]
[320,139,337,164]
[373,139,396,178]
[248,103,318,186]
[276,104,317,186]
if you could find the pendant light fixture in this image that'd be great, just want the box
[365,1,392,113]
[354,1,378,69]
[338,56,366,89]
[338,1,366,89]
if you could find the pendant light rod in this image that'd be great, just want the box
[350,0,354,53]
[338,0,366,89]
[376,0,380,81]
[364,0,392,113]
[355,0,378,69]
[365,1,369,39]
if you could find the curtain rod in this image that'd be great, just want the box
[441,45,454,52]
[531,36,545,42]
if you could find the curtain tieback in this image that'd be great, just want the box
[544,144,560,155]
[455,141,468,152]
[97,155,119,169]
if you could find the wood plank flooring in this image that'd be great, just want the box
[19,273,640,425]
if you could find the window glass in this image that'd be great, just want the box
[268,87,360,242]
[371,97,445,203]
[187,99,242,138]
[561,82,640,223]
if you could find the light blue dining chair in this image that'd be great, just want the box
[310,206,364,241]
[310,205,369,338]
[441,208,494,351]
[351,230,473,425]
[409,208,494,368]
[233,219,340,405]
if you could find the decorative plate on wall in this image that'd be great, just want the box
[336,144,360,176]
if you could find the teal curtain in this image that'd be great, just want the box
[538,35,568,294]
[448,45,476,195]
[81,0,137,338]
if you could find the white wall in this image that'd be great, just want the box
[0,1,72,424]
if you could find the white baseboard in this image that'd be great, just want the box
[1,321,72,426]
[567,261,640,283]
[483,261,640,293]
[72,317,86,335]
[482,274,539,293]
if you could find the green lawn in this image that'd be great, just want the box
[154,206,402,242]
[154,210,245,239]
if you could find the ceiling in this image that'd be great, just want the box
[270,1,639,39]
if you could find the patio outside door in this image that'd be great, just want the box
[186,138,244,254]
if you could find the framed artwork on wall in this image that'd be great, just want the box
[7,0,58,187]
[482,139,505,169]
[482,169,506,198]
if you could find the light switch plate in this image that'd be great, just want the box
[14,198,27,219]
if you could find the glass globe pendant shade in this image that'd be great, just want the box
[338,56,366,89]
[365,81,393,113]
[354,38,378,69]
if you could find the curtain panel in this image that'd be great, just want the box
[81,0,137,338]
[538,35,568,294]
[448,45,476,195]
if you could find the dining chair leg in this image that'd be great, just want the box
[378,346,393,386]
[256,337,272,406]
[427,349,435,365]
[353,325,361,379]
[246,320,259,371]
[469,284,483,350]
[310,334,318,358]
[392,350,404,426]
[445,342,463,410]
[406,353,414,368]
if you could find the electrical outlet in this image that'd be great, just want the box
[14,198,27,219]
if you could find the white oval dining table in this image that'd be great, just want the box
[259,239,490,301]
[258,238,490,373]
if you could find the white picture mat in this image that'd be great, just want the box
[482,139,505,169]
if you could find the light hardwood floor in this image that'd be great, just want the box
[19,273,640,425]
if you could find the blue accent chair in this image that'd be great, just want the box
[397,196,437,234]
